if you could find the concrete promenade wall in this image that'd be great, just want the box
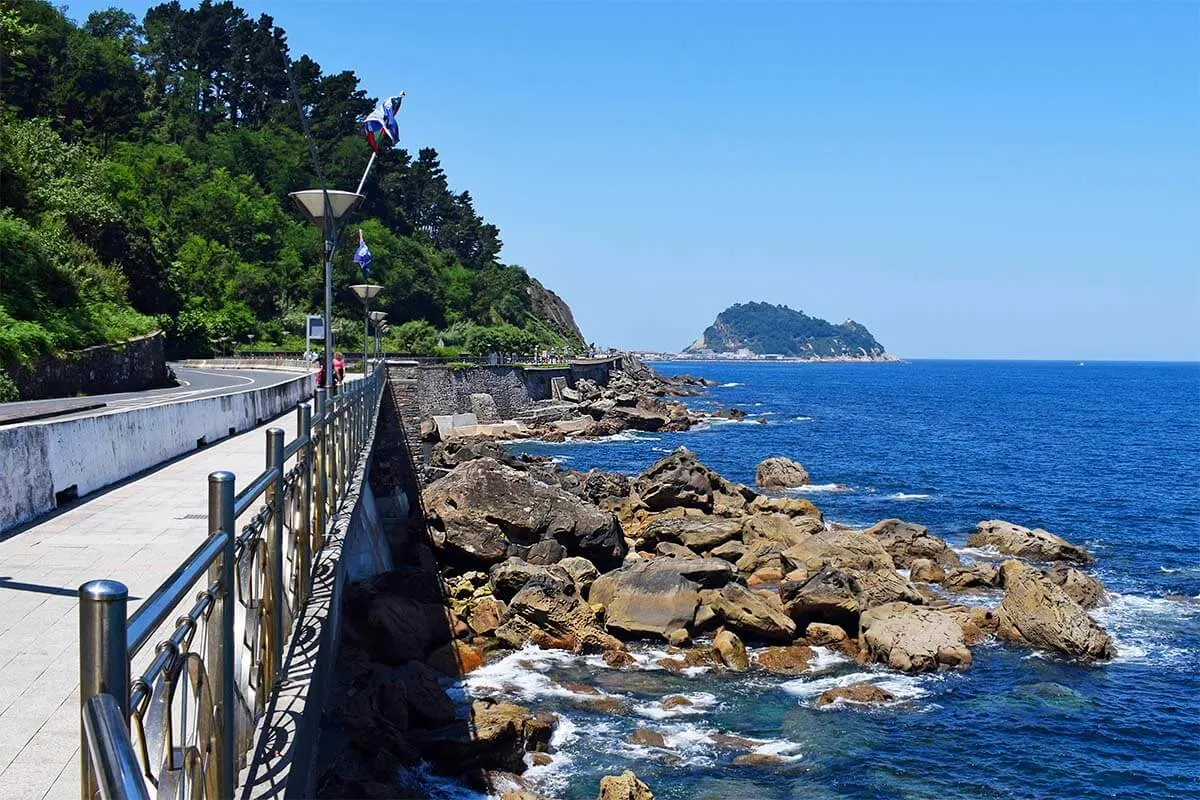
[0,373,314,534]
[415,355,623,417]
[4,332,171,401]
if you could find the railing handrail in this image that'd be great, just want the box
[78,365,387,800]
[82,695,149,800]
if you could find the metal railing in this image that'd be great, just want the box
[76,367,386,800]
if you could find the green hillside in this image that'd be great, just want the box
[0,0,584,396]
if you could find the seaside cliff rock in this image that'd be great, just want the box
[598,771,655,800]
[424,458,627,570]
[497,579,625,654]
[994,560,1115,662]
[755,457,810,488]
[967,520,1094,564]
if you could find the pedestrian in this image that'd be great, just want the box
[333,351,346,385]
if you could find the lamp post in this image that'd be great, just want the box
[349,284,383,376]
[289,189,363,391]
[369,311,387,363]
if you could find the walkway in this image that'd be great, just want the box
[0,411,301,800]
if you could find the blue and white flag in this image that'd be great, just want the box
[360,93,404,154]
[353,229,372,278]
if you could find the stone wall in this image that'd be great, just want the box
[413,356,623,418]
[5,332,171,401]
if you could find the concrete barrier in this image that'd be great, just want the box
[0,373,314,534]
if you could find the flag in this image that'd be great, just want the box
[354,229,372,278]
[360,93,404,154]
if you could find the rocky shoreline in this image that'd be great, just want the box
[319,361,1121,799]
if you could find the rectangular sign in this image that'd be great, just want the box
[306,315,325,340]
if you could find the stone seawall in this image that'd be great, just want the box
[5,331,171,401]
[415,356,623,418]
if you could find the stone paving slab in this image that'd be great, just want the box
[0,411,302,800]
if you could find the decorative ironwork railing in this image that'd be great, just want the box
[76,366,385,800]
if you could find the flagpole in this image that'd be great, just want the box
[355,151,377,196]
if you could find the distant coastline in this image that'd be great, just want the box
[634,351,901,363]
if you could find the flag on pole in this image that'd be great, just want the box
[360,93,404,154]
[354,229,372,278]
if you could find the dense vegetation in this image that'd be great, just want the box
[686,302,888,358]
[0,0,584,382]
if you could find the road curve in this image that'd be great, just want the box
[0,364,311,426]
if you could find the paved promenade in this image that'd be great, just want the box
[0,412,300,800]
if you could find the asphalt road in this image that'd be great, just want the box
[0,364,310,426]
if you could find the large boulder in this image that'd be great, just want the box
[994,560,1115,662]
[424,458,627,569]
[713,629,750,671]
[742,513,809,548]
[859,602,973,672]
[497,579,624,654]
[699,584,796,641]
[862,519,961,569]
[942,563,1002,592]
[754,644,815,675]
[748,495,822,519]
[782,530,895,573]
[1045,563,1107,609]
[780,565,922,635]
[631,448,754,515]
[755,457,810,488]
[589,558,735,638]
[410,698,554,775]
[967,520,1093,565]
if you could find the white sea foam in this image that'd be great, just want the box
[1090,592,1198,667]
[793,415,814,421]
[751,739,804,762]
[781,669,937,706]
[719,382,743,387]
[462,645,622,704]
[1159,566,1180,574]
[787,483,853,494]
[953,544,1002,561]
[888,492,931,501]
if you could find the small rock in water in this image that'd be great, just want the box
[710,732,761,751]
[661,694,693,709]
[603,649,638,669]
[755,456,810,488]
[530,752,554,767]
[714,629,750,671]
[814,682,895,708]
[626,727,668,748]
[667,628,691,646]
[733,753,787,767]
[598,770,655,800]
[804,622,848,646]
[754,644,815,675]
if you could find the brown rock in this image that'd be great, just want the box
[700,584,797,641]
[469,596,508,636]
[667,628,691,646]
[661,695,693,709]
[710,540,748,562]
[713,629,750,671]
[410,698,554,775]
[743,513,807,547]
[813,682,895,708]
[497,580,625,654]
[755,457,810,488]
[424,458,627,569]
[862,519,961,569]
[909,558,946,583]
[655,541,701,559]
[603,649,637,669]
[994,560,1115,662]
[755,644,815,675]
[530,753,554,767]
[642,515,743,551]
[783,530,895,573]
[733,753,787,767]
[598,770,655,800]
[858,602,973,672]
[748,495,822,519]
[804,622,848,646]
[626,728,667,748]
[426,639,485,677]
[942,563,1002,592]
[967,519,1094,564]
[748,566,785,586]
[489,558,574,602]
[1045,563,1107,609]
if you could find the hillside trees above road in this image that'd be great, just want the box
[0,0,584,378]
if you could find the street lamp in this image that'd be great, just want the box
[349,284,383,375]
[369,311,387,363]
[289,189,363,391]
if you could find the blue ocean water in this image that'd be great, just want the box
[482,360,1200,800]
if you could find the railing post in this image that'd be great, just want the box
[314,389,327,546]
[265,428,286,688]
[206,471,236,800]
[297,404,313,607]
[79,580,129,800]
[329,396,339,512]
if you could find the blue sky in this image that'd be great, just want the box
[70,1,1199,359]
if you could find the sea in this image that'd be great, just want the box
[442,360,1200,800]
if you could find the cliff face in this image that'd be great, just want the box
[685,302,890,359]
[526,278,585,348]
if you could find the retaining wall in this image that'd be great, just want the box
[0,373,314,534]
[4,332,171,401]
[415,356,622,417]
